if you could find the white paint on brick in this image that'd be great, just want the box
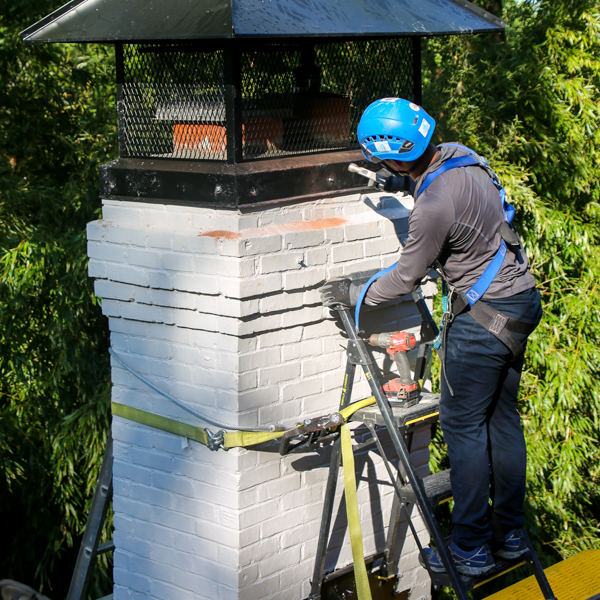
[147,270,173,291]
[260,252,304,274]
[283,229,325,249]
[88,258,107,279]
[344,220,381,241]
[241,236,282,256]
[173,272,220,296]
[305,247,328,266]
[89,189,432,600]
[259,290,304,314]
[283,268,327,291]
[332,241,364,263]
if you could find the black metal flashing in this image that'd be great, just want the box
[22,0,505,44]
[99,150,373,207]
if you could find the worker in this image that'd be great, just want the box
[320,98,542,576]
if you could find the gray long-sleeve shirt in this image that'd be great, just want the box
[365,144,536,305]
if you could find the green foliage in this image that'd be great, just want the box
[2,0,599,597]
[424,0,600,591]
[0,1,116,595]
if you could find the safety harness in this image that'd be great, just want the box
[356,143,537,367]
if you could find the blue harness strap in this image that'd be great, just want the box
[417,154,480,198]
[354,144,516,326]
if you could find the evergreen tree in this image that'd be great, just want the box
[0,0,116,596]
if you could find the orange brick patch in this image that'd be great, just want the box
[173,119,283,154]
[173,122,226,153]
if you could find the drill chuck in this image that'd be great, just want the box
[367,332,416,352]
[368,332,394,348]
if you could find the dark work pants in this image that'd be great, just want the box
[440,287,542,549]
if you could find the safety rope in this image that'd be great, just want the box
[109,350,437,596]
[112,390,439,595]
[109,348,278,433]
[433,278,449,351]
[113,397,379,595]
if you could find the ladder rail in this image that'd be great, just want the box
[379,423,410,579]
[308,360,357,600]
[308,437,343,600]
[67,434,114,600]
[364,421,436,584]
[522,529,558,600]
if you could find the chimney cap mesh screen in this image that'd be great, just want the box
[120,39,416,161]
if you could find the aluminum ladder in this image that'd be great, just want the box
[305,302,557,600]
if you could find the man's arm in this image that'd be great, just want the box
[365,187,455,305]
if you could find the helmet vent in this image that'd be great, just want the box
[397,139,415,153]
[364,135,403,143]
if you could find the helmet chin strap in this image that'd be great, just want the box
[406,160,424,175]
[389,145,434,177]
[387,154,424,177]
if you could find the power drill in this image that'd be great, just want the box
[366,332,420,407]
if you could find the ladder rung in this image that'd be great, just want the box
[422,469,452,507]
[402,469,452,508]
[350,393,440,429]
[97,540,115,555]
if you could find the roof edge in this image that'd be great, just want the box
[19,30,505,45]
[20,0,505,45]
[448,0,506,30]
[21,0,89,43]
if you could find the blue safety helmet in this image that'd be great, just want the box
[357,98,436,164]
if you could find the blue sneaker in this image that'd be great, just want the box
[495,529,529,560]
[420,541,495,576]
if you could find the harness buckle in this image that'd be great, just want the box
[206,429,226,451]
[441,310,454,326]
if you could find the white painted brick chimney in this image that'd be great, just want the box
[87,190,435,600]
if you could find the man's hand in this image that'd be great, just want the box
[319,277,364,308]
[348,163,410,194]
[370,174,409,193]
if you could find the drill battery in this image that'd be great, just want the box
[382,378,420,407]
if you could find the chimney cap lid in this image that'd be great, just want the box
[21,0,505,44]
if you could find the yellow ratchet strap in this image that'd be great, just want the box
[112,402,211,445]
[114,398,377,596]
[341,423,373,600]
[339,396,376,420]
[111,397,376,450]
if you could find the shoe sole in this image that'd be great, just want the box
[495,548,529,560]
[455,563,495,576]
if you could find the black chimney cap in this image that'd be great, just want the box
[21,0,505,44]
